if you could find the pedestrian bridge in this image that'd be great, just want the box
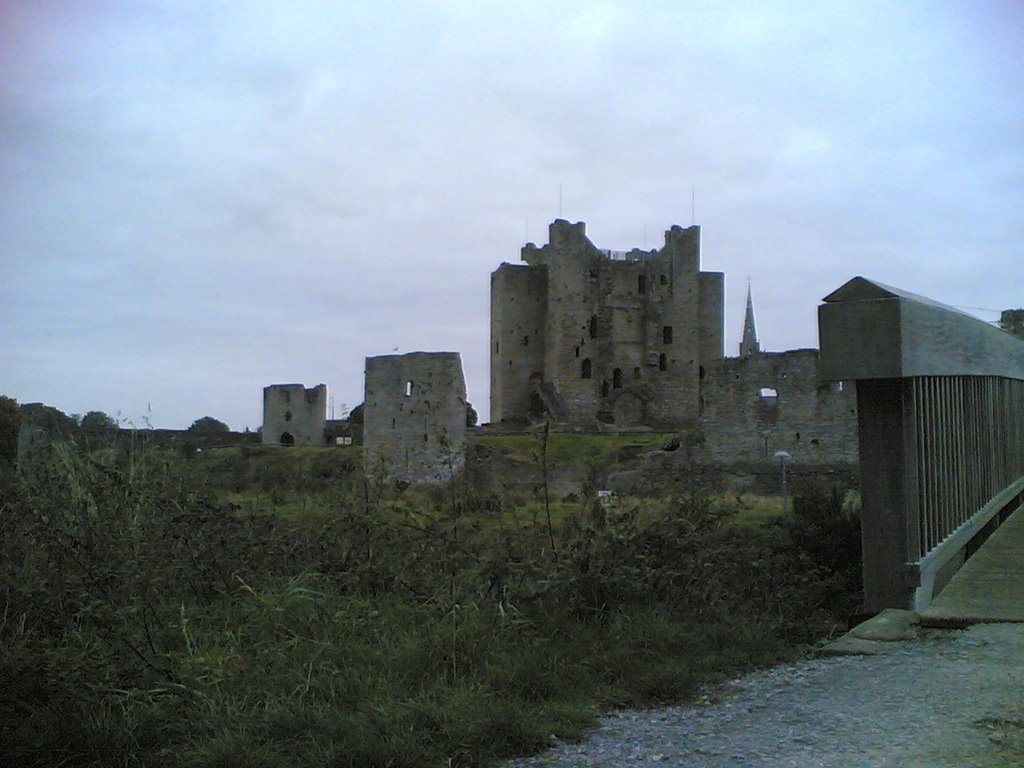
[819,278,1024,620]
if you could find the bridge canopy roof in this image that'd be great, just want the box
[819,277,1024,381]
[823,277,972,317]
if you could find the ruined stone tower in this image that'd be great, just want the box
[490,219,724,426]
[262,384,327,446]
[363,352,467,483]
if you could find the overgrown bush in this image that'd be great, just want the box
[788,486,863,618]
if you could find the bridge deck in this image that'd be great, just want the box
[921,505,1024,626]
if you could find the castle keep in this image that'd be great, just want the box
[491,219,724,427]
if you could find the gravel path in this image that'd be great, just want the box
[504,624,1024,768]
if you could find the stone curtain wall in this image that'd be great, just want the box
[363,352,467,484]
[698,350,859,464]
[261,384,328,446]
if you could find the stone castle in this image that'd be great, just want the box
[490,220,858,464]
[491,219,723,426]
[261,217,860,481]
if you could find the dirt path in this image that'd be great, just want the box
[504,624,1024,767]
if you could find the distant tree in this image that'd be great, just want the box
[466,402,478,428]
[347,403,363,425]
[0,395,20,466]
[80,410,118,433]
[346,403,364,445]
[187,416,230,434]
[12,403,77,471]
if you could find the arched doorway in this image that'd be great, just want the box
[279,431,295,445]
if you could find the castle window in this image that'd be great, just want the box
[638,275,647,294]
[633,367,641,379]
[391,417,396,429]
[658,353,667,371]
[523,336,529,346]
[495,341,499,354]
[285,411,292,422]
[282,390,291,403]
[589,315,598,338]
[660,274,667,285]
[581,358,592,379]
[405,381,412,397]
[575,346,580,358]
[663,326,673,344]
[613,368,623,389]
[699,365,706,379]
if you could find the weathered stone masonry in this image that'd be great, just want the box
[262,384,327,446]
[491,219,724,427]
[363,352,467,483]
[698,350,858,464]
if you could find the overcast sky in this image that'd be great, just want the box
[2,1,1022,430]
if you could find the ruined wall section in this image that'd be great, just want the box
[697,350,858,464]
[363,352,467,483]
[262,384,327,446]
[490,263,546,423]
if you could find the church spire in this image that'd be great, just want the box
[739,282,760,358]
